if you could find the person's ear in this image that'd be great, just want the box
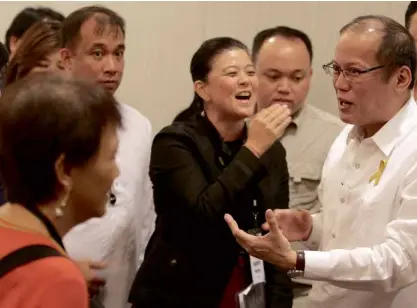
[8,36,20,59]
[60,48,73,70]
[55,154,73,194]
[194,80,209,102]
[394,65,413,94]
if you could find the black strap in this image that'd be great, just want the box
[0,244,62,279]
[0,244,106,308]
[25,205,65,251]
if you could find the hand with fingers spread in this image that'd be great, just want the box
[224,209,297,270]
[262,209,313,242]
[245,104,292,158]
[76,260,107,296]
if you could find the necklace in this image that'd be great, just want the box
[25,204,65,250]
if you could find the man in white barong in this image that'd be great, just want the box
[225,14,417,308]
[60,5,155,308]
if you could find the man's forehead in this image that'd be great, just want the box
[257,37,310,69]
[335,31,380,66]
[79,14,124,42]
[258,36,309,61]
[339,21,383,46]
[337,29,380,53]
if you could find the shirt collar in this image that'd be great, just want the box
[347,96,417,157]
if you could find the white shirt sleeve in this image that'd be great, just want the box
[303,163,417,293]
[304,212,323,251]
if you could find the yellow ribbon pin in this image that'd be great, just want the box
[369,159,387,186]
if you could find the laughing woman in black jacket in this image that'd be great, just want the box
[129,37,293,308]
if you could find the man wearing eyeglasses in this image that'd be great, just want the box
[226,15,417,308]
[252,26,344,307]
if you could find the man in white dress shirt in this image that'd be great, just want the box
[225,15,417,308]
[60,6,155,308]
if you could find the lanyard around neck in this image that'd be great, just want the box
[26,205,65,251]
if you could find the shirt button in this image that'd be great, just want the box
[340,197,345,203]
[169,258,177,266]
[109,193,116,206]
[355,163,360,169]
[332,233,336,239]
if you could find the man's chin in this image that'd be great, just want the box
[105,87,117,95]
[99,82,119,95]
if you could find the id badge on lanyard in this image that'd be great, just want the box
[247,199,266,284]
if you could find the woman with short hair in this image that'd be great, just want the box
[0,73,122,308]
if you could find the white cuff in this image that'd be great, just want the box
[303,250,331,280]
[304,213,322,250]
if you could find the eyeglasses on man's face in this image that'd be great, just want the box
[322,62,385,82]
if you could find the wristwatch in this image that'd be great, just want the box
[287,250,305,278]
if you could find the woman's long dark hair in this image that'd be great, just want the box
[173,37,249,123]
[5,20,62,86]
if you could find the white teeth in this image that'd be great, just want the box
[236,91,250,96]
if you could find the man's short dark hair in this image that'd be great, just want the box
[341,15,416,90]
[4,7,64,51]
[252,26,313,63]
[0,73,122,207]
[405,2,417,29]
[61,5,125,50]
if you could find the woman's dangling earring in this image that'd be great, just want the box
[55,189,69,218]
